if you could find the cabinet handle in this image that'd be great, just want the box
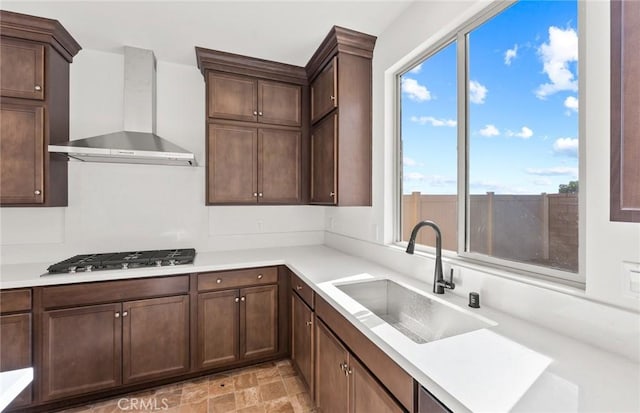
[347,367,353,375]
[34,190,41,195]
[258,112,263,116]
[235,297,240,303]
[34,85,42,91]
[123,311,128,317]
[296,285,303,291]
[339,362,347,372]
[258,193,263,197]
[253,111,258,116]
[330,95,335,101]
[115,312,120,318]
[253,192,258,197]
[241,296,246,302]
[306,320,313,326]
[216,278,222,284]
[329,192,335,197]
[257,274,263,279]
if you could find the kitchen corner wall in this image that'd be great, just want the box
[325,0,640,330]
[0,49,325,265]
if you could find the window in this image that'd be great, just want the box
[399,0,580,279]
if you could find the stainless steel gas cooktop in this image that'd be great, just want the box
[45,248,196,275]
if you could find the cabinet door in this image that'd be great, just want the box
[291,293,313,391]
[0,314,32,407]
[611,0,640,221]
[207,72,257,122]
[240,285,278,360]
[122,295,189,384]
[311,57,337,123]
[310,113,337,204]
[0,102,44,204]
[197,289,240,369]
[207,123,257,204]
[0,38,44,100]
[315,319,348,413]
[42,303,122,401]
[350,356,404,413]
[258,80,301,126]
[258,128,301,203]
[418,386,449,413]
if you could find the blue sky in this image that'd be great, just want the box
[401,0,578,195]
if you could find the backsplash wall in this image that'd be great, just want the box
[0,49,325,265]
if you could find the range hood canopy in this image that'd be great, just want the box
[49,46,196,166]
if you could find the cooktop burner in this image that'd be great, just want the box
[45,248,196,274]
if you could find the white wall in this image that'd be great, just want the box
[0,49,325,265]
[324,0,640,358]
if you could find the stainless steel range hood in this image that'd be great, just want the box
[49,46,196,166]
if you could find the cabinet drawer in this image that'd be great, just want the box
[0,289,32,313]
[290,272,314,309]
[198,267,277,291]
[41,276,189,309]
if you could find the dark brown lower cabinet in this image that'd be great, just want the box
[291,292,314,390]
[42,296,189,401]
[315,319,404,413]
[42,303,122,401]
[0,313,32,407]
[197,284,278,369]
[418,386,450,413]
[122,295,189,384]
[197,289,240,369]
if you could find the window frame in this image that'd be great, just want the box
[395,0,585,285]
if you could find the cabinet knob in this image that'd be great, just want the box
[216,278,222,284]
[339,362,347,371]
[253,192,258,197]
[241,296,246,302]
[296,285,303,291]
[258,192,263,197]
[330,95,336,101]
[329,192,335,197]
[122,311,128,317]
[253,111,258,116]
[34,190,41,195]
[306,320,313,326]
[257,274,263,279]
[258,112,263,116]
[34,85,42,91]
[115,312,120,318]
[235,297,240,303]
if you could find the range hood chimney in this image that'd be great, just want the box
[49,46,196,166]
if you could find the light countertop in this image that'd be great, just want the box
[1,246,638,412]
[0,368,32,412]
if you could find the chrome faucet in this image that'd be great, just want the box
[406,220,455,294]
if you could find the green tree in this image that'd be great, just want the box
[558,180,578,194]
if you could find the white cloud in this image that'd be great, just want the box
[479,124,500,137]
[409,63,422,74]
[504,44,518,65]
[402,78,431,102]
[469,80,488,104]
[533,178,552,186]
[403,156,418,166]
[536,26,578,99]
[404,172,426,181]
[410,116,456,127]
[506,126,534,139]
[526,166,578,177]
[552,137,578,157]
[564,96,579,113]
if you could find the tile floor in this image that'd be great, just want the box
[58,359,315,413]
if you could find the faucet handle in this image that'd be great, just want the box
[442,268,456,290]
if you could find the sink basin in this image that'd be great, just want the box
[336,279,492,344]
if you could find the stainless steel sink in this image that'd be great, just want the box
[336,279,492,344]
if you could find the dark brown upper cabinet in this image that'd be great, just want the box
[611,0,640,222]
[307,27,376,206]
[0,10,81,207]
[197,48,309,205]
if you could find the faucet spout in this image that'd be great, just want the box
[405,220,455,294]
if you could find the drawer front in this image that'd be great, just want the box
[290,272,314,309]
[0,289,32,313]
[198,267,277,292]
[41,276,189,309]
